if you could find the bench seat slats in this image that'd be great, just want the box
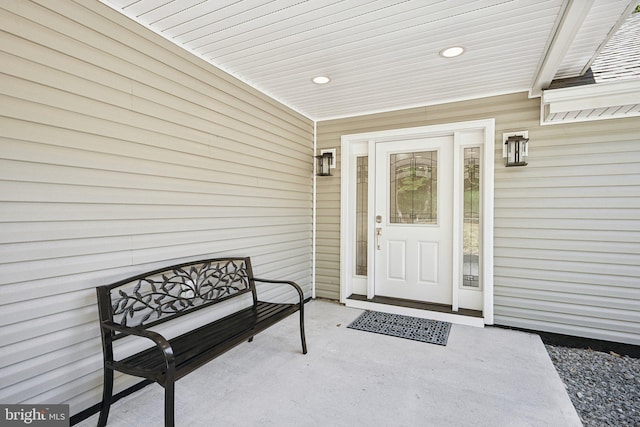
[113,302,297,381]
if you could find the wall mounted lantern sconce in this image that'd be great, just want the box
[316,149,336,176]
[503,131,529,167]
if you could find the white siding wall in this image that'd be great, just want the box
[0,0,313,417]
[495,120,640,345]
[316,92,640,345]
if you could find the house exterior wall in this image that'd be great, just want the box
[0,0,313,417]
[316,92,640,345]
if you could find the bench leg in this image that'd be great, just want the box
[97,367,113,427]
[299,306,307,354]
[164,379,175,427]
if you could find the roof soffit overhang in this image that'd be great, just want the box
[541,79,640,124]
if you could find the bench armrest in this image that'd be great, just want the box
[252,278,308,354]
[251,278,305,305]
[101,321,175,369]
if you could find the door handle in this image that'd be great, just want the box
[376,227,382,250]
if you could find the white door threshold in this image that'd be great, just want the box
[345,299,485,328]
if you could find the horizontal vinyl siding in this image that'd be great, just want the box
[0,0,313,417]
[316,92,640,345]
[494,117,640,345]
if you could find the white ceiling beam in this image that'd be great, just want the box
[529,0,595,98]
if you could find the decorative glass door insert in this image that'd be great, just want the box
[389,151,437,224]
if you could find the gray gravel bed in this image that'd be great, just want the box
[545,344,640,426]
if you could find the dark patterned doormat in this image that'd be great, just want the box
[347,310,451,346]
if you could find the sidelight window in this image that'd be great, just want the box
[355,156,368,276]
[463,147,480,288]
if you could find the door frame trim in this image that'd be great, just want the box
[340,119,495,326]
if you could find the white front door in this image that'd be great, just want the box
[374,136,453,304]
[340,120,495,326]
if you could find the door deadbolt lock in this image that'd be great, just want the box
[376,215,382,224]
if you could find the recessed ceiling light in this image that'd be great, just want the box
[312,76,331,85]
[439,46,465,58]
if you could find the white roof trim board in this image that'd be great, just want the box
[529,0,595,98]
[541,79,640,124]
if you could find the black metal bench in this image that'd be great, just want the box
[96,256,307,427]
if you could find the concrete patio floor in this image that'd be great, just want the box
[78,299,581,427]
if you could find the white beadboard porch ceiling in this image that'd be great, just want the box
[100,0,636,121]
